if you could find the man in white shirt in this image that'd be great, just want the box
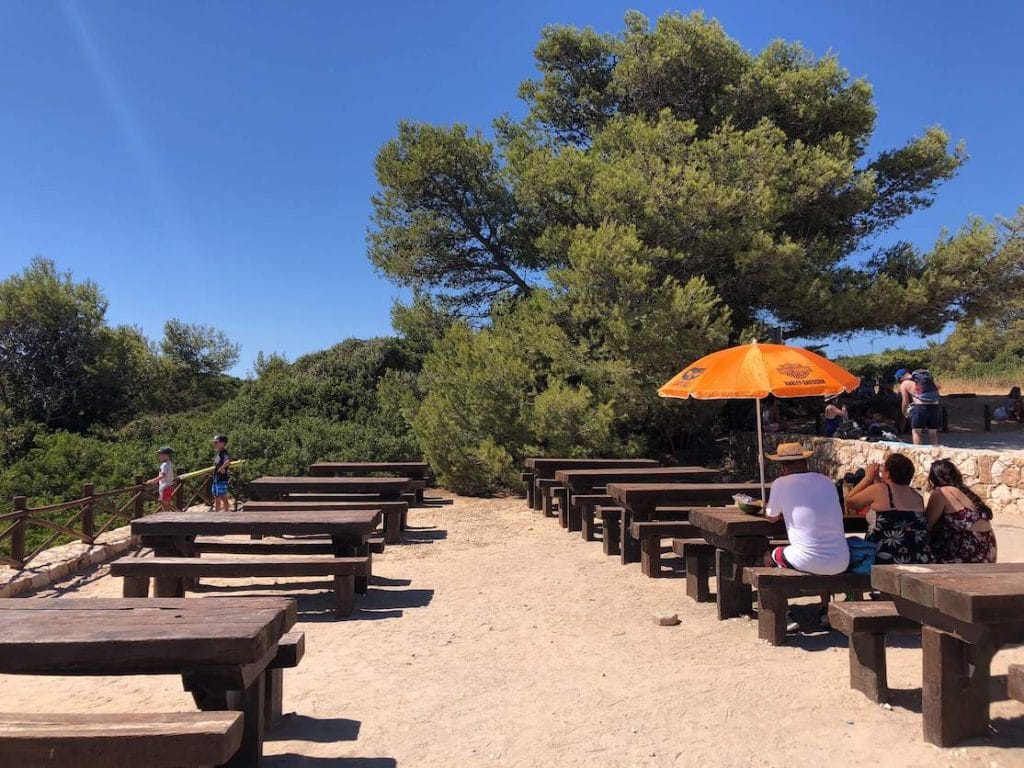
[763,442,850,631]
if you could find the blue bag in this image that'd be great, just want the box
[847,537,876,575]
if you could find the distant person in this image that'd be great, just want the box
[926,459,997,563]
[994,386,1022,422]
[845,453,931,565]
[148,446,176,511]
[212,434,231,512]
[762,395,783,433]
[823,395,848,438]
[763,442,850,631]
[896,368,941,445]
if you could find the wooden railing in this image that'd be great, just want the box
[0,471,215,570]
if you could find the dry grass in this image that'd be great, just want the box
[941,373,1023,395]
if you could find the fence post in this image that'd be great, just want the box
[11,496,27,569]
[133,475,146,519]
[173,481,185,511]
[81,483,96,543]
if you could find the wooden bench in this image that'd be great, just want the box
[110,556,371,617]
[535,479,562,517]
[575,495,613,541]
[597,506,623,556]
[1010,664,1024,704]
[630,521,700,577]
[265,631,305,729]
[195,535,385,556]
[828,601,920,703]
[0,711,244,768]
[742,568,872,645]
[672,538,716,602]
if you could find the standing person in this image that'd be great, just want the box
[762,442,850,631]
[925,459,997,563]
[896,367,942,445]
[148,446,176,511]
[211,434,231,512]
[823,395,848,437]
[845,453,931,565]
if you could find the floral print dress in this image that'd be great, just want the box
[866,484,932,565]
[930,504,997,563]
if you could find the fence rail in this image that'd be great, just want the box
[1,470,216,570]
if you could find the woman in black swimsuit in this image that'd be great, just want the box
[845,453,932,565]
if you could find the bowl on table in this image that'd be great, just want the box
[733,494,764,516]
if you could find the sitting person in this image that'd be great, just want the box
[926,459,997,563]
[763,442,850,631]
[994,386,1022,422]
[823,395,848,437]
[845,453,931,565]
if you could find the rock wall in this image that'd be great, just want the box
[730,432,1024,517]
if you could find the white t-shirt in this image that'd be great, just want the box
[765,471,849,574]
[158,460,175,492]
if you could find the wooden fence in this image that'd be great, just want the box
[0,471,215,570]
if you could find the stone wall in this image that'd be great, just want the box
[730,432,1024,517]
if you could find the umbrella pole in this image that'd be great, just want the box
[755,397,767,504]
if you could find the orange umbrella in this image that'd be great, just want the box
[658,342,860,499]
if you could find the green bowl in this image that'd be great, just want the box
[738,500,763,516]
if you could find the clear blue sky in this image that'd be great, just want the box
[1,1,1021,374]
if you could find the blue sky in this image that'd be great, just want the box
[0,1,1021,374]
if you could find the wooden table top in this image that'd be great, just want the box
[249,476,409,493]
[133,509,381,538]
[308,462,428,476]
[243,500,407,512]
[872,563,1024,624]
[689,506,869,537]
[0,598,296,675]
[554,466,720,485]
[606,482,764,511]
[524,458,658,476]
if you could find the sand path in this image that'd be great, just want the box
[3,495,1024,767]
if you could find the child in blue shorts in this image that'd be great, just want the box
[212,434,231,511]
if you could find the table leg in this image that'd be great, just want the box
[184,673,265,768]
[566,495,582,532]
[383,509,401,545]
[620,509,640,565]
[532,482,543,512]
[332,537,369,594]
[556,487,569,528]
[581,504,596,541]
[715,549,754,620]
[922,626,996,746]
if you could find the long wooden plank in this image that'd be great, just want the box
[0,597,297,624]
[555,466,720,490]
[243,500,407,512]
[132,509,380,538]
[249,476,409,494]
[688,507,782,537]
[872,564,1024,602]
[309,462,427,477]
[0,711,244,768]
[606,483,763,516]
[111,556,369,577]
[524,458,657,479]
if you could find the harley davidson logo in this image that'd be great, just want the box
[679,367,706,381]
[776,363,813,380]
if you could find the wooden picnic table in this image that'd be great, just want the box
[308,462,429,502]
[133,509,381,593]
[872,563,1024,747]
[606,482,764,564]
[688,507,869,620]
[0,597,296,767]
[241,500,408,543]
[552,466,721,529]
[248,475,409,501]
[523,458,658,510]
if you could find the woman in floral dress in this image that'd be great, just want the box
[925,459,997,563]
[845,453,931,565]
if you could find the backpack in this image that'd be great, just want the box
[911,369,940,404]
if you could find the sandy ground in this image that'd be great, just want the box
[3,496,1024,768]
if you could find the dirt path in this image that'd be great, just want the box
[4,495,1024,767]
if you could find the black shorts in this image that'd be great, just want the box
[910,403,941,430]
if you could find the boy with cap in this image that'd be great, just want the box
[763,442,849,631]
[149,446,176,511]
[212,435,231,511]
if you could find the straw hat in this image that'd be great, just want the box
[766,442,813,461]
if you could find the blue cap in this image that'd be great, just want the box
[894,368,908,381]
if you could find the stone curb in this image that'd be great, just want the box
[0,525,136,598]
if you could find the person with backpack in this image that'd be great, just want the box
[896,367,941,445]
